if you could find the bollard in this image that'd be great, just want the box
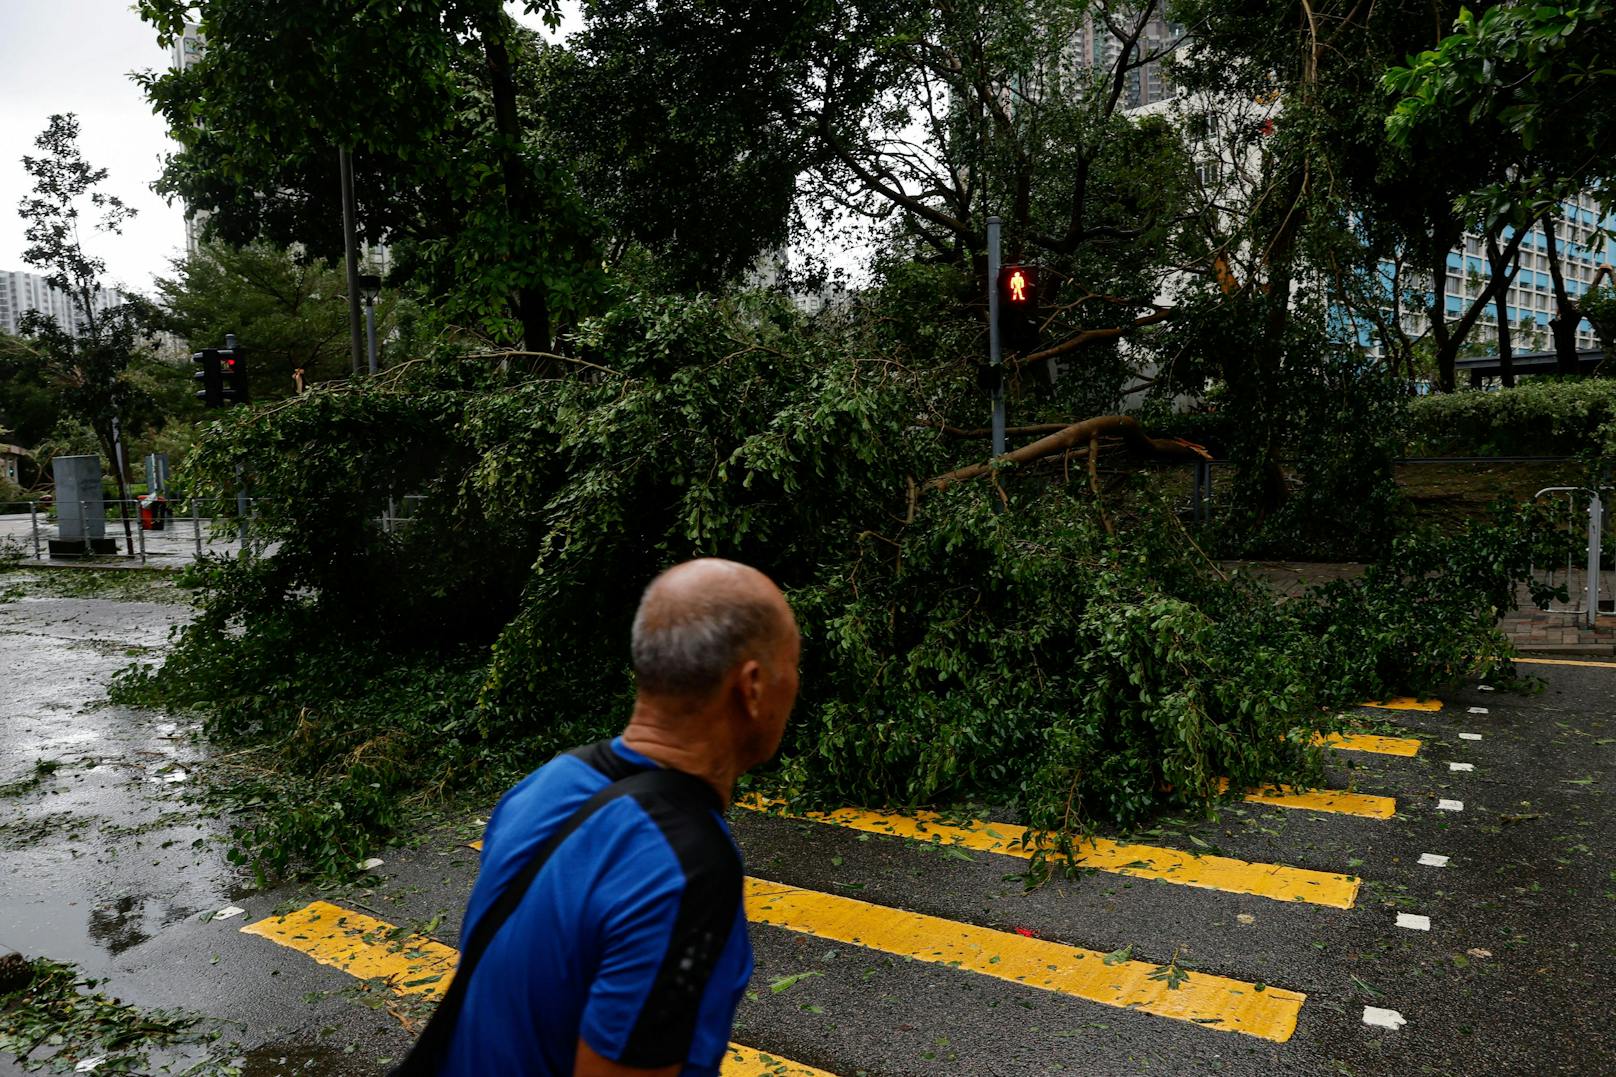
[29,501,40,560]
[192,499,203,558]
[136,503,146,564]
[81,501,91,558]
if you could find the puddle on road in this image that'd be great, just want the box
[0,594,242,973]
[0,586,402,1074]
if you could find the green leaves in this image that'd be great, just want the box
[767,971,824,994]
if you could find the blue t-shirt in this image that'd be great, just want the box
[442,739,753,1075]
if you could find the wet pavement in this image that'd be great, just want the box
[3,568,1615,1074]
[0,573,393,1074]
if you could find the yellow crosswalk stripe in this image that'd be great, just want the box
[1513,656,1616,669]
[722,1045,837,1076]
[745,879,1305,1042]
[242,901,832,1076]
[1313,731,1422,757]
[748,804,1359,909]
[1219,780,1396,819]
[241,900,456,996]
[1361,697,1442,711]
[244,899,840,1067]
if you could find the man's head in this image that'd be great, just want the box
[630,559,800,768]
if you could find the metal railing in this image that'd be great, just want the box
[1533,485,1612,627]
[0,497,265,565]
[2,494,424,566]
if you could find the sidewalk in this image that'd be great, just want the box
[1498,601,1616,654]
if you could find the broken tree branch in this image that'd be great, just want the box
[1011,308,1173,368]
[923,415,1211,493]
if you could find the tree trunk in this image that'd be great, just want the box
[478,11,550,356]
[1542,215,1582,375]
[103,421,135,557]
[1427,222,1463,393]
[1486,233,1516,388]
[1430,217,1534,392]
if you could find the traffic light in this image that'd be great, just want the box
[997,264,1040,354]
[218,346,250,405]
[192,346,250,408]
[193,350,222,408]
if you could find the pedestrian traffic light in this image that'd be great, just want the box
[218,346,250,405]
[193,346,250,408]
[193,349,222,408]
[997,264,1040,354]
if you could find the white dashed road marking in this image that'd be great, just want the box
[1436,799,1464,811]
[1395,913,1432,931]
[1417,853,1450,868]
[1448,762,1474,772]
[1459,732,1482,741]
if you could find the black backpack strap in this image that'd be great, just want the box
[391,765,715,1075]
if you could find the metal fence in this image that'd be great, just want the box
[1532,485,1612,626]
[0,497,261,566]
[0,494,430,567]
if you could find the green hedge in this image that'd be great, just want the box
[1407,379,1616,459]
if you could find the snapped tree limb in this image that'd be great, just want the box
[1011,307,1174,368]
[924,415,1211,493]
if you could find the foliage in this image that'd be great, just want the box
[118,290,1553,881]
[14,113,160,507]
[1147,285,1411,559]
[1583,284,1616,360]
[1385,0,1616,218]
[531,1,852,289]
[1407,380,1616,462]
[0,957,238,1075]
[152,243,381,398]
[136,0,601,348]
[1174,0,1545,392]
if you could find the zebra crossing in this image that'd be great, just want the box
[237,698,1467,1073]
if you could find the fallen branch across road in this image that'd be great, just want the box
[923,414,1211,493]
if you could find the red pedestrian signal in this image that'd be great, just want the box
[996,264,1040,352]
[1008,269,1029,303]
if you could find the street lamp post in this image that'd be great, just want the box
[359,273,382,376]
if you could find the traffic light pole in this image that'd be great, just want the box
[986,216,1006,461]
[339,146,365,376]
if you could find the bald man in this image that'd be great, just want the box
[429,560,800,1076]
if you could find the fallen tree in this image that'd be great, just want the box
[924,414,1211,493]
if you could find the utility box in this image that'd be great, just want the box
[50,455,117,557]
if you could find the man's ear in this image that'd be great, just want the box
[737,659,765,719]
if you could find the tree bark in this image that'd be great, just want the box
[924,415,1210,493]
[1486,233,1516,388]
[1427,219,1464,393]
[1430,217,1534,392]
[478,11,550,356]
[1542,215,1582,376]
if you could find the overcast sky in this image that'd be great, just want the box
[0,2,571,297]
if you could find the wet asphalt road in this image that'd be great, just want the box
[2,571,1614,1075]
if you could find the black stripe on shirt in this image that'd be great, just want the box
[617,786,743,1067]
[568,739,649,783]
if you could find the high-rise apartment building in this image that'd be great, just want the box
[1339,194,1612,361]
[1074,10,1182,111]
[171,23,210,254]
[0,271,125,338]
